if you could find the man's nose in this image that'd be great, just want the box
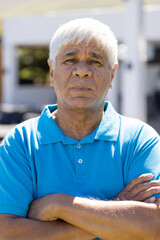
[72,62,92,78]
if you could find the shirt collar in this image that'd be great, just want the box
[94,102,120,141]
[37,102,120,145]
[37,104,64,144]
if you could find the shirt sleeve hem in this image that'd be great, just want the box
[0,205,27,217]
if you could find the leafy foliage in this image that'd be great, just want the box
[17,46,50,85]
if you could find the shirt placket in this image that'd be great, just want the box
[75,143,86,177]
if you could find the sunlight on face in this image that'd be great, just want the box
[49,39,117,112]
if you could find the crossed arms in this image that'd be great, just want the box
[0,173,160,240]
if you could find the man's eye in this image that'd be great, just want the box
[90,60,102,66]
[64,59,76,64]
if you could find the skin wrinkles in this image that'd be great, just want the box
[49,40,117,113]
[47,40,118,141]
[62,50,104,64]
[88,51,104,62]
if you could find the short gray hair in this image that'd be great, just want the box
[49,18,118,69]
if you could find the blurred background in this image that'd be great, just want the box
[0,0,160,141]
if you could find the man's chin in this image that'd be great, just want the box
[65,98,104,111]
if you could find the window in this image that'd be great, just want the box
[17,46,50,86]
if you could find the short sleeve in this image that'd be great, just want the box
[0,128,34,217]
[125,123,160,197]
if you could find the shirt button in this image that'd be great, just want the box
[78,159,83,164]
[77,144,81,149]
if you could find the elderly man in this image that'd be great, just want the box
[0,18,160,240]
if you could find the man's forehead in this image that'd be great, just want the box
[59,41,106,58]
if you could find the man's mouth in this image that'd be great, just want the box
[69,86,93,96]
[71,86,92,91]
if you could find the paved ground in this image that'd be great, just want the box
[0,124,16,141]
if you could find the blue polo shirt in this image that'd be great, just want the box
[0,102,160,239]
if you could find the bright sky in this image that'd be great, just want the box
[0,0,160,18]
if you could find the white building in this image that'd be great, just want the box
[2,1,160,124]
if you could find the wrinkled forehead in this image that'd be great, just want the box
[57,38,108,59]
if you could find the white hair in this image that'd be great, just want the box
[49,18,118,69]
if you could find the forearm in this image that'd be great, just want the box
[57,195,160,240]
[0,214,95,240]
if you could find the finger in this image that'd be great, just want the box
[144,197,156,203]
[118,181,160,201]
[124,173,154,192]
[116,174,156,201]
[133,186,160,201]
[128,180,160,198]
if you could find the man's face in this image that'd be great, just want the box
[49,39,117,111]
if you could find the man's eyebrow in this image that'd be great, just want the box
[63,50,79,58]
[89,51,103,60]
[62,50,104,60]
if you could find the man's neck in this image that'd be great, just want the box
[52,105,104,141]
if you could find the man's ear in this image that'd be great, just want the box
[48,59,54,87]
[110,64,118,89]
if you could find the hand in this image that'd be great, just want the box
[116,173,160,203]
[28,194,59,221]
